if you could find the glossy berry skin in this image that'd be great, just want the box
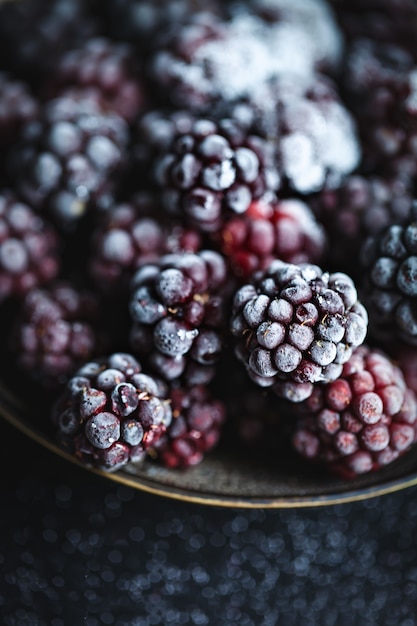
[52,353,172,472]
[230,261,368,401]
[9,92,129,228]
[153,115,279,232]
[129,250,228,386]
[292,346,417,479]
[89,193,202,293]
[44,37,147,123]
[153,385,226,468]
[360,209,417,345]
[11,282,99,387]
[219,198,326,280]
[0,191,60,302]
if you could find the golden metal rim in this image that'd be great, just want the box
[2,401,417,509]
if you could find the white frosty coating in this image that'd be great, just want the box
[153,12,328,108]
[250,0,344,71]
[280,92,361,191]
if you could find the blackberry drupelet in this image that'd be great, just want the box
[153,384,226,468]
[152,114,279,233]
[44,37,147,123]
[11,281,100,387]
[230,260,368,401]
[218,197,327,280]
[129,250,229,386]
[52,353,172,471]
[360,208,417,345]
[292,345,417,479]
[9,92,129,228]
[0,191,60,302]
[312,174,414,276]
[89,192,202,293]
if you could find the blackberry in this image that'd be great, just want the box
[11,282,100,387]
[129,250,229,386]
[218,198,327,280]
[151,4,342,112]
[360,208,417,346]
[0,191,60,302]
[292,345,417,479]
[244,0,343,75]
[44,37,147,123]
[152,114,279,233]
[89,192,202,293]
[9,92,129,228]
[0,0,99,85]
[52,353,172,472]
[153,385,226,468]
[230,260,368,401]
[344,38,417,179]
[228,72,361,195]
[312,174,414,276]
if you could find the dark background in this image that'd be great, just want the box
[1,420,417,626]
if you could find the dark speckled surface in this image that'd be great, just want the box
[2,419,417,626]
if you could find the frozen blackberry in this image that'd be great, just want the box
[312,174,414,276]
[230,260,368,401]
[9,92,129,228]
[89,192,202,293]
[292,345,417,479]
[11,282,100,387]
[0,0,99,85]
[0,73,39,149]
[218,198,326,280]
[344,38,417,179]
[52,353,172,472]
[0,191,60,302]
[360,207,417,346]
[244,0,343,75]
[228,72,361,195]
[44,37,147,123]
[151,4,342,112]
[153,384,226,468]
[129,250,229,386]
[152,114,279,233]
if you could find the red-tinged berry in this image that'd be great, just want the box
[52,353,172,471]
[292,345,417,478]
[153,385,226,468]
[230,260,368,401]
[218,198,326,280]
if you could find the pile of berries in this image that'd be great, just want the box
[2,0,417,482]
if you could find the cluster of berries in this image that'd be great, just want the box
[1,0,417,482]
